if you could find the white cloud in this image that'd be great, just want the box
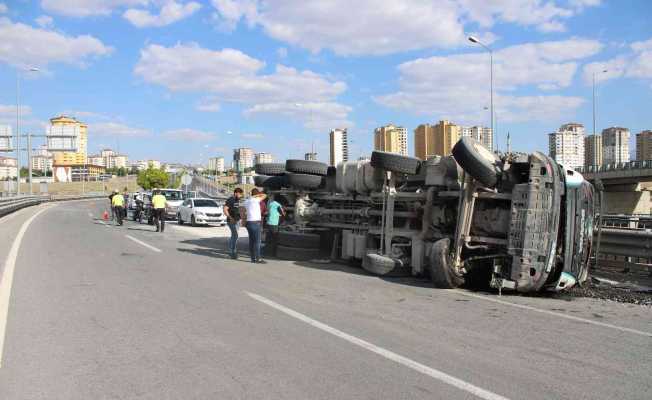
[210,0,600,56]
[582,37,652,84]
[91,122,152,138]
[124,1,201,28]
[375,39,600,124]
[35,15,54,28]
[196,100,221,112]
[276,47,288,58]
[0,18,112,68]
[162,128,216,141]
[0,3,7,13]
[41,0,148,17]
[134,43,351,130]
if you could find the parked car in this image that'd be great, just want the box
[177,198,227,226]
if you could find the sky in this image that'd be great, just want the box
[0,0,651,165]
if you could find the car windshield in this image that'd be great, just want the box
[193,199,218,207]
[162,190,183,200]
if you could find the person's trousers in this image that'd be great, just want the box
[227,222,239,256]
[265,225,280,256]
[153,208,165,232]
[245,221,262,262]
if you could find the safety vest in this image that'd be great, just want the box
[111,194,125,207]
[152,194,166,209]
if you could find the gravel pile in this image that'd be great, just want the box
[557,278,652,306]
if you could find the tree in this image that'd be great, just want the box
[116,167,127,177]
[137,167,169,190]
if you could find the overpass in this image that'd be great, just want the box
[576,160,652,214]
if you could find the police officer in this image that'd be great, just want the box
[111,189,125,226]
[151,188,167,232]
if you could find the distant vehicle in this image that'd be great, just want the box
[177,198,226,226]
[159,189,184,220]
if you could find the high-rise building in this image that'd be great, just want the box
[49,116,88,166]
[329,128,349,166]
[584,134,602,167]
[233,147,254,172]
[254,152,273,165]
[434,120,461,157]
[208,157,225,173]
[414,123,435,160]
[602,127,630,164]
[548,123,585,169]
[636,130,652,161]
[374,124,407,156]
[304,152,317,161]
[461,126,493,151]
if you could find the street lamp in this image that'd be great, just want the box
[592,69,608,137]
[468,36,494,151]
[16,66,39,195]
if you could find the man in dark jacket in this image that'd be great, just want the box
[223,188,244,259]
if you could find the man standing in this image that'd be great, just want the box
[223,188,243,259]
[244,188,267,263]
[265,194,285,256]
[111,189,125,226]
[151,188,167,232]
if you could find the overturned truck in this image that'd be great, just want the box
[255,137,595,293]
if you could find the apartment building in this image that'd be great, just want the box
[584,134,602,167]
[602,127,630,164]
[636,130,652,161]
[233,147,254,172]
[374,124,408,156]
[329,128,349,166]
[254,152,273,165]
[548,123,585,169]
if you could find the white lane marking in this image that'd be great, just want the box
[246,292,510,400]
[452,290,652,338]
[125,235,162,253]
[0,205,52,368]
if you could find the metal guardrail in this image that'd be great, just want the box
[600,214,652,230]
[577,160,652,173]
[0,193,106,218]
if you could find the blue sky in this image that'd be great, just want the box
[1,0,651,165]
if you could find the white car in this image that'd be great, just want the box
[177,198,227,226]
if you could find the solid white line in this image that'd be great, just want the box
[246,292,510,400]
[452,290,652,338]
[125,235,162,253]
[0,205,52,368]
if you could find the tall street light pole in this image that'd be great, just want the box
[15,67,39,195]
[592,69,608,137]
[468,36,494,151]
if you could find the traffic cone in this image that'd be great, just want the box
[102,211,109,221]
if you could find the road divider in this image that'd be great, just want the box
[247,292,510,400]
[125,235,162,253]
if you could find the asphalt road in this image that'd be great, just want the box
[0,200,650,400]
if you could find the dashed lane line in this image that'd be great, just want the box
[0,205,53,368]
[246,292,511,400]
[125,235,162,253]
[451,290,652,338]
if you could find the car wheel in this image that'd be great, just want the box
[191,215,197,227]
[451,136,499,188]
[177,213,183,225]
[427,238,465,288]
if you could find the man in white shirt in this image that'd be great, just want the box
[244,188,267,263]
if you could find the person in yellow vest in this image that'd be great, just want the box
[151,188,167,233]
[111,189,125,226]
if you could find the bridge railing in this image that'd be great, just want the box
[576,160,652,173]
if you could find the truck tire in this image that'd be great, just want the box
[343,162,360,193]
[370,151,421,175]
[253,175,272,186]
[255,163,286,176]
[262,175,287,190]
[451,137,499,188]
[277,231,321,248]
[286,159,328,176]
[287,173,323,190]
[428,238,465,288]
[363,253,411,277]
[277,245,321,261]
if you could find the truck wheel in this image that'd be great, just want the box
[370,151,421,175]
[253,175,272,187]
[451,137,499,188]
[277,231,321,249]
[261,175,287,190]
[287,173,323,190]
[363,253,411,277]
[286,160,328,176]
[277,245,321,261]
[255,163,286,176]
[428,238,465,288]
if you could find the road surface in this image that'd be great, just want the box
[0,200,650,400]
